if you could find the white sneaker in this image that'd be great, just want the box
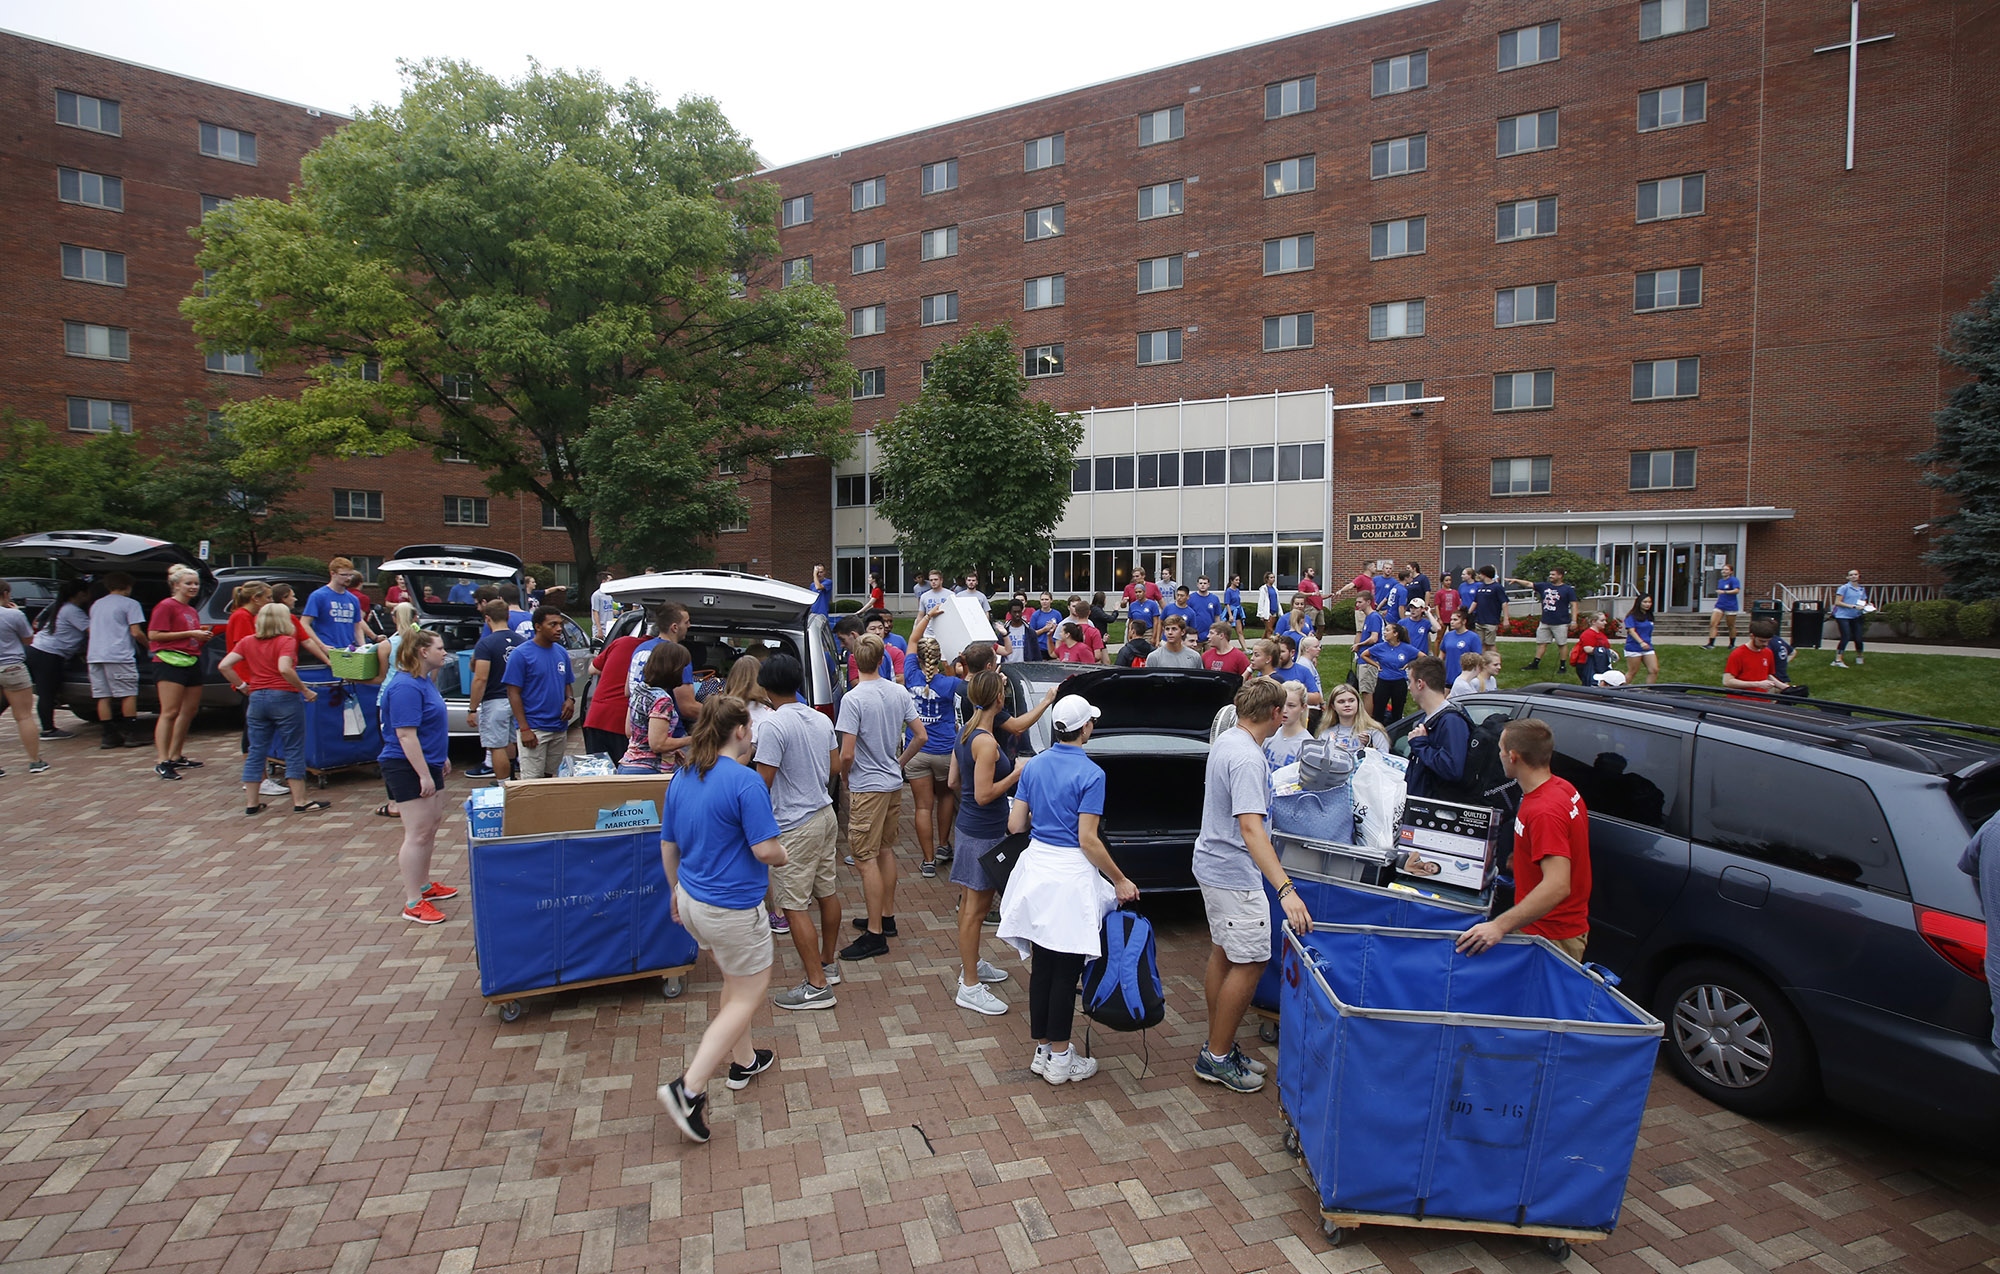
[1029,1044,1052,1075]
[1043,1048,1097,1085]
[1830,659,1848,668]
[1855,655,1865,665]
[955,982,1008,1016]
[975,960,1010,984]
[260,778,290,797]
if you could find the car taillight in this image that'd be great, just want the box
[1916,907,1988,982]
[815,702,838,724]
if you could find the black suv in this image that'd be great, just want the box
[1392,684,1999,1145]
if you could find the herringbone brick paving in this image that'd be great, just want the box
[3,723,1997,1273]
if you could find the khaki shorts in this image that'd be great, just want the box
[1355,662,1379,696]
[518,730,568,779]
[477,697,516,749]
[847,787,902,862]
[1201,883,1274,965]
[1476,624,1499,647]
[1551,932,1588,961]
[675,885,774,977]
[0,663,29,692]
[1536,623,1570,646]
[903,749,952,785]
[771,805,839,912]
[89,661,139,699]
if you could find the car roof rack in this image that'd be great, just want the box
[1512,683,2000,774]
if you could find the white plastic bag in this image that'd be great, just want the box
[342,695,366,738]
[1350,750,1409,850]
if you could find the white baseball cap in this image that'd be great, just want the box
[1052,694,1102,732]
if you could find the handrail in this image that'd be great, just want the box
[1769,582,1944,606]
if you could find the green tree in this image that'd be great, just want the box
[1508,546,1606,599]
[182,60,853,580]
[0,412,160,540]
[1917,275,2000,600]
[136,414,324,561]
[872,326,1083,582]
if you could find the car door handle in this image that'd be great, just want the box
[1717,864,1771,908]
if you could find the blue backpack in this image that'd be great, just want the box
[1081,908,1165,1032]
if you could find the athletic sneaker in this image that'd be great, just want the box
[839,930,890,962]
[851,916,898,937]
[402,900,447,925]
[822,963,842,987]
[1855,655,1865,666]
[260,778,291,798]
[659,1078,710,1143]
[769,912,790,933]
[975,960,1009,984]
[955,982,1007,1016]
[1228,1045,1269,1077]
[725,1048,776,1090]
[1195,1048,1265,1092]
[465,764,495,778]
[39,728,73,741]
[1043,1048,1098,1086]
[154,762,181,781]
[775,982,837,1011]
[843,855,856,866]
[1030,1043,1052,1075]
[1702,641,1715,650]
[984,908,1001,927]
[1830,659,1849,668]
[920,861,937,878]
[935,844,954,863]
[170,757,203,769]
[421,881,459,901]
[28,759,50,775]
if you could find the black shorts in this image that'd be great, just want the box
[153,661,203,687]
[382,755,447,803]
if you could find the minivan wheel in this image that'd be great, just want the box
[1655,958,1818,1116]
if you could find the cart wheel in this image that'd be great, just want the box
[1282,1127,1300,1156]
[1259,1019,1279,1044]
[1321,1220,1346,1246]
[498,1000,523,1023]
[1541,1237,1571,1262]
[662,977,684,999]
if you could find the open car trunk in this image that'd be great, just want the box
[1091,750,1210,839]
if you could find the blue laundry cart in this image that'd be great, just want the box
[1277,923,1662,1262]
[298,666,380,785]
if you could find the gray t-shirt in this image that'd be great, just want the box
[1145,645,1203,669]
[1193,726,1272,891]
[753,703,838,832]
[32,603,89,658]
[87,593,147,664]
[835,677,919,794]
[0,607,32,666]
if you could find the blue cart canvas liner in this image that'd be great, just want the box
[298,666,379,772]
[1279,924,1661,1236]
[469,826,698,999]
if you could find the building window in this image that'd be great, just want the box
[66,397,131,434]
[1024,133,1065,171]
[1495,284,1557,326]
[921,158,958,194]
[1642,0,1709,40]
[1024,204,1065,241]
[1263,313,1314,351]
[1371,134,1427,179]
[919,361,934,385]
[920,292,958,326]
[1229,446,1277,484]
[1636,266,1703,311]
[1370,53,1426,97]
[1638,174,1706,222]
[58,168,123,211]
[441,372,474,400]
[1264,234,1314,275]
[332,489,383,520]
[1181,448,1228,486]
[1631,448,1698,490]
[1024,274,1065,310]
[853,367,886,399]
[60,244,125,286]
[1497,110,1558,156]
[541,502,566,530]
[1136,180,1184,220]
[1640,82,1708,131]
[1496,197,1558,241]
[1278,442,1326,481]
[1265,155,1315,196]
[782,256,812,286]
[835,474,882,507]
[1138,105,1184,146]
[851,241,886,275]
[1499,21,1560,69]
[851,304,886,337]
[1369,299,1426,340]
[1137,255,1183,294]
[920,225,958,260]
[332,354,381,381]
[727,270,747,298]
[1137,329,1183,365]
[851,176,887,211]
[782,194,813,227]
[1493,370,1555,412]
[443,496,490,527]
[1368,381,1425,403]
[1370,217,1426,259]
[205,349,261,376]
[1633,357,1701,401]
[56,89,120,135]
[1491,456,1553,496]
[1267,74,1317,117]
[200,194,232,216]
[64,321,129,361]
[1025,344,1064,378]
[199,123,257,164]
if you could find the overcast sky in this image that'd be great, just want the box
[2,0,1410,168]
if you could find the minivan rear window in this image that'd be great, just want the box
[1539,710,1685,836]
[1692,741,1908,894]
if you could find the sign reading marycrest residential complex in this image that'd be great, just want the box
[1346,512,1424,542]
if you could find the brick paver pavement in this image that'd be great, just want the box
[3,723,1998,1274]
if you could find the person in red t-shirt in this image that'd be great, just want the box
[386,575,412,606]
[1433,573,1462,627]
[1066,598,1106,663]
[1567,611,1614,685]
[1055,621,1100,663]
[1456,718,1592,960]
[1722,619,1791,700]
[1122,567,1163,606]
[1201,624,1251,676]
[346,573,375,615]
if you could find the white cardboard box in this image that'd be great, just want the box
[924,596,1000,664]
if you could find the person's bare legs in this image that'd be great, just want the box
[784,893,841,985]
[5,688,40,764]
[153,681,184,765]
[858,855,894,931]
[957,886,995,988]
[935,787,957,853]
[167,688,201,761]
[1642,652,1659,685]
[1204,945,1263,1058]
[397,789,445,903]
[909,773,937,865]
[683,966,773,1094]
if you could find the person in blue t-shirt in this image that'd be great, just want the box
[446,581,478,605]
[657,696,789,1144]
[1706,562,1743,649]
[303,557,375,649]
[1270,634,1322,707]
[1468,567,1509,644]
[1125,594,1161,647]
[465,597,527,780]
[1161,586,1197,641]
[1439,610,1484,677]
[1185,577,1222,642]
[1359,622,1423,724]
[1623,595,1659,684]
[1401,598,1436,657]
[376,632,458,926]
[1029,593,1063,660]
[1352,596,1387,700]
[1223,575,1245,627]
[904,638,965,875]
[502,607,575,779]
[1382,570,1411,620]
[809,565,833,616]
[1372,572,1395,607]
[1832,568,1869,668]
[1271,595,1315,642]
[1506,567,1577,670]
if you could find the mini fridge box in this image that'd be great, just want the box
[1395,796,1504,892]
[500,773,673,837]
[465,785,506,839]
[924,596,999,664]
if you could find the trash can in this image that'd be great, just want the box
[1750,599,1783,626]
[1791,600,1828,649]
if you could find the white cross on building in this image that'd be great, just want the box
[1813,0,1897,170]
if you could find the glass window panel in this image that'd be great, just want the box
[1114,456,1135,489]
[1252,447,1275,483]
[1229,448,1252,484]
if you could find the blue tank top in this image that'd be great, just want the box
[953,727,1015,840]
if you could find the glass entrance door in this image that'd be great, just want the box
[1668,543,1697,611]
[1139,550,1179,593]
[1634,543,1667,609]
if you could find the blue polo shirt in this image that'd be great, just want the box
[1017,742,1106,850]
[303,586,362,648]
[501,638,574,730]
[1273,662,1321,694]
[1372,641,1423,682]
[1186,592,1221,638]
[1440,629,1484,671]
[1126,598,1161,641]
[662,755,782,910]
[377,676,449,768]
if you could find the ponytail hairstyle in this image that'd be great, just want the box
[686,694,750,778]
[390,601,419,641]
[397,629,441,675]
[966,667,1005,713]
[232,581,272,613]
[916,635,945,683]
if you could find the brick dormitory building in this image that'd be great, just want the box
[4,1,1997,612]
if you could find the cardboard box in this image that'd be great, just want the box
[1395,796,1503,892]
[925,596,999,664]
[465,785,506,839]
[495,773,673,838]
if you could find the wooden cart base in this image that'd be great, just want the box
[486,964,696,1022]
[304,761,378,788]
[1249,1003,1280,1043]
